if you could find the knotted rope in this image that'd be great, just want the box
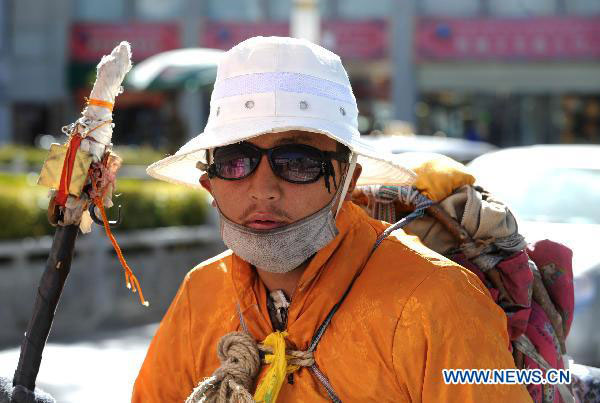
[186,331,314,403]
[186,332,258,403]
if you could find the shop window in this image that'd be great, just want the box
[566,0,600,15]
[268,0,333,21]
[206,0,264,21]
[420,0,481,17]
[75,0,126,21]
[488,0,558,17]
[338,0,391,20]
[561,96,600,144]
[135,0,185,20]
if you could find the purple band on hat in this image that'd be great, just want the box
[212,72,354,104]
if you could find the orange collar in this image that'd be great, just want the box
[230,201,385,347]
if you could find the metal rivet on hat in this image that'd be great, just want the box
[245,100,255,109]
[216,106,220,116]
[339,106,346,116]
[299,101,308,110]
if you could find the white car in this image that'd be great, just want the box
[468,145,600,366]
[361,134,498,163]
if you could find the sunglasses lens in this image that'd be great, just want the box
[213,145,259,179]
[271,147,323,182]
[211,143,326,183]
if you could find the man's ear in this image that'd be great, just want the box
[199,174,217,207]
[199,173,212,194]
[344,163,362,201]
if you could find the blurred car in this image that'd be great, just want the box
[361,134,498,163]
[468,144,600,366]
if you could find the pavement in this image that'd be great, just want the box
[0,324,158,403]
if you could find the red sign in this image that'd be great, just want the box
[416,17,600,61]
[203,20,387,60]
[203,21,288,52]
[322,20,387,60]
[70,23,181,63]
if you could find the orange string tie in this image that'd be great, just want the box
[82,120,112,140]
[86,98,114,112]
[91,175,149,307]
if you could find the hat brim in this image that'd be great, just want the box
[146,116,416,188]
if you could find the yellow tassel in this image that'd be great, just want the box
[254,331,299,403]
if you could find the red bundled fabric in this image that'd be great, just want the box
[451,250,533,341]
[525,301,565,402]
[525,240,574,403]
[527,240,575,339]
[453,240,575,403]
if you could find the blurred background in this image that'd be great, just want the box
[2,0,600,149]
[0,0,599,401]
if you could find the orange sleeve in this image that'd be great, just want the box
[132,273,196,403]
[392,266,533,403]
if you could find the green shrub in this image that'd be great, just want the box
[0,173,209,240]
[112,179,209,231]
[112,146,170,166]
[0,146,49,167]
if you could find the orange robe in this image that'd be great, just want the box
[133,202,532,402]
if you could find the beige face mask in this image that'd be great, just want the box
[218,192,340,273]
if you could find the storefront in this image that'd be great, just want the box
[414,16,600,146]
[62,0,600,148]
[201,19,388,134]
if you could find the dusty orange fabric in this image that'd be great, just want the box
[132,202,532,402]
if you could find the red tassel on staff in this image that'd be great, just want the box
[54,134,83,206]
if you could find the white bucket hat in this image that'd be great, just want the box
[147,36,415,194]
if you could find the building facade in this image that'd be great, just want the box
[2,0,600,148]
[2,0,71,146]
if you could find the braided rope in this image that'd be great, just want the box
[258,345,315,367]
[186,332,259,403]
[309,364,342,403]
[186,332,315,403]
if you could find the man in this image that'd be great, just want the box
[134,36,531,402]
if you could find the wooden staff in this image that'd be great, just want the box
[10,42,133,402]
[11,225,78,402]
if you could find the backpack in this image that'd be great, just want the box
[352,153,584,403]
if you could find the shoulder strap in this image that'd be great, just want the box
[307,192,434,401]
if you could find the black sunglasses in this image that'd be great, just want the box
[197,142,349,193]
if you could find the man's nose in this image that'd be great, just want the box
[247,154,282,201]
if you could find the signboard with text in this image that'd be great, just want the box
[69,17,600,65]
[416,17,600,61]
[203,20,388,60]
[70,23,181,63]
